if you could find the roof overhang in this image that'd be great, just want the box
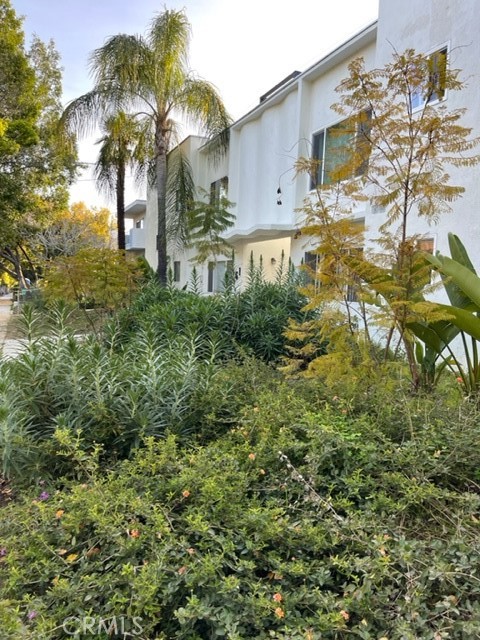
[124,199,147,218]
[231,21,377,130]
[225,224,296,243]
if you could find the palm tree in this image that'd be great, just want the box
[62,9,231,283]
[94,111,149,250]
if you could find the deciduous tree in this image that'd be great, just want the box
[295,49,479,388]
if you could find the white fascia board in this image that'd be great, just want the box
[231,22,378,131]
[224,224,296,243]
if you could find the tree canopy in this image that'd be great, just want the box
[0,0,76,285]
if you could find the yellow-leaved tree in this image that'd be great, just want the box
[287,49,479,389]
[36,201,113,259]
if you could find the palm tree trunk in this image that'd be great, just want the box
[155,124,168,285]
[116,162,126,250]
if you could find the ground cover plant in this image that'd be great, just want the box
[1,376,480,638]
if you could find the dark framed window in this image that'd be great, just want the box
[210,177,229,205]
[311,112,371,188]
[173,261,181,283]
[207,262,214,293]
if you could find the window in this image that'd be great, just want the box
[411,47,447,110]
[173,261,181,283]
[135,219,144,229]
[311,112,371,188]
[417,238,434,254]
[302,251,320,285]
[303,219,364,301]
[210,177,229,205]
[207,260,233,293]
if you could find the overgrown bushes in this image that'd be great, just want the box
[1,384,480,638]
[1,274,480,638]
[108,267,315,364]
[0,304,281,481]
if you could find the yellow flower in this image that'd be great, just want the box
[182,490,191,498]
[340,610,350,621]
[274,607,285,618]
[55,509,64,519]
[248,453,256,461]
[273,592,283,602]
[66,553,78,563]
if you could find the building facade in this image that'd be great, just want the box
[139,0,480,293]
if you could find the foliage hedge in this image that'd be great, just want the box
[1,378,480,638]
[107,272,316,363]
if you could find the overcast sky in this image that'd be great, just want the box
[12,0,379,208]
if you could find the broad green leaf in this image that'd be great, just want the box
[425,254,480,311]
[448,233,476,274]
[430,304,480,342]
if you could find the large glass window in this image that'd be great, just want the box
[311,113,370,188]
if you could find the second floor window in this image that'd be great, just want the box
[310,112,371,188]
[410,47,447,110]
[210,177,229,205]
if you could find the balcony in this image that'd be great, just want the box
[125,228,145,251]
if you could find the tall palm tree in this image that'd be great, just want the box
[62,9,231,283]
[94,111,149,250]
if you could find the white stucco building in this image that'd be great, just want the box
[140,0,480,293]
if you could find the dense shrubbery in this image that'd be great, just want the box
[0,304,281,481]
[1,382,480,638]
[108,266,315,363]
[1,277,480,638]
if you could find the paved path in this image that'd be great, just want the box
[0,295,22,358]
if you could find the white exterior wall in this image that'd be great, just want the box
[229,89,299,233]
[371,0,480,265]
[144,135,231,290]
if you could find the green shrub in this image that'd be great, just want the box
[1,305,280,482]
[107,272,314,364]
[1,391,480,638]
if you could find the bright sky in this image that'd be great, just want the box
[12,0,379,210]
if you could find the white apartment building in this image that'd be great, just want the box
[140,0,480,293]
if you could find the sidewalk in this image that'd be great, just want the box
[0,295,22,358]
